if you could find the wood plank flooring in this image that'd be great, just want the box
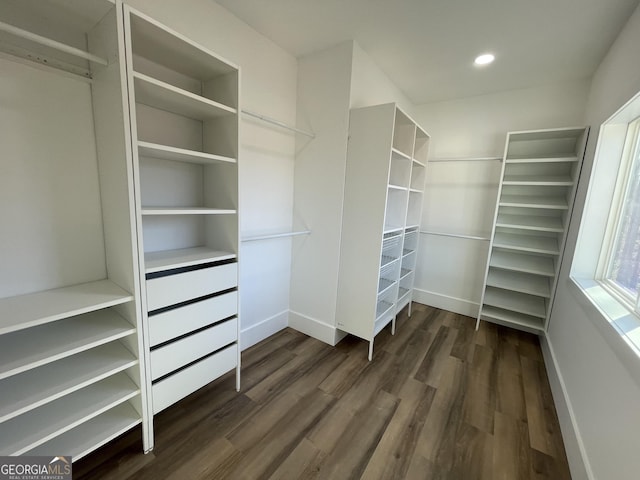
[75,304,571,479]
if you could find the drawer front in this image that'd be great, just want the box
[149,291,238,347]
[146,263,237,311]
[150,317,237,380]
[152,343,237,414]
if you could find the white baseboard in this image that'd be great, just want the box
[288,310,344,346]
[240,310,288,351]
[412,288,480,318]
[540,333,594,480]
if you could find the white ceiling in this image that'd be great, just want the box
[214,0,640,104]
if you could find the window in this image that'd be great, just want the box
[599,118,640,309]
[571,88,640,360]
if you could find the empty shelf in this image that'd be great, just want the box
[496,214,564,232]
[503,175,573,186]
[0,280,133,336]
[505,155,578,163]
[134,72,236,119]
[383,225,404,235]
[0,311,135,381]
[376,300,394,320]
[483,287,546,318]
[391,148,411,161]
[499,195,568,210]
[378,278,396,295]
[388,184,408,191]
[0,374,139,455]
[138,141,236,165]
[493,232,559,255]
[403,248,415,256]
[0,342,137,424]
[400,268,412,280]
[489,250,555,277]
[26,402,141,462]
[487,269,551,297]
[481,305,545,332]
[380,255,397,268]
[141,207,236,215]
[145,247,236,273]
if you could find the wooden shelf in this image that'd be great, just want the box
[0,20,108,70]
[0,374,139,455]
[0,342,137,424]
[133,72,236,120]
[145,247,236,273]
[492,232,559,255]
[0,280,133,336]
[138,141,236,165]
[499,195,568,210]
[0,312,135,381]
[489,250,555,277]
[383,225,404,235]
[481,305,545,332]
[505,155,578,163]
[412,158,426,168]
[26,402,141,461]
[391,148,411,161]
[487,269,551,297]
[503,175,573,186]
[496,214,564,232]
[141,207,236,215]
[130,9,237,82]
[483,287,546,318]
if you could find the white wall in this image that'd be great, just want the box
[127,0,298,349]
[289,41,353,344]
[411,81,590,316]
[350,42,414,114]
[290,40,422,343]
[546,5,640,479]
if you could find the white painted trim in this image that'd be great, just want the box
[240,310,288,351]
[288,310,340,346]
[412,288,479,317]
[540,333,594,480]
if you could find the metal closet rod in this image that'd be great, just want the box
[242,109,315,139]
[420,230,490,241]
[241,230,311,242]
[429,156,502,163]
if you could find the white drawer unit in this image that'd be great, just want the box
[148,292,237,347]
[150,318,237,380]
[152,344,238,414]
[146,263,238,311]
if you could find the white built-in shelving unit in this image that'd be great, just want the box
[123,6,241,420]
[477,127,589,333]
[0,0,151,459]
[336,103,429,360]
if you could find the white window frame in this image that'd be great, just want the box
[570,88,640,380]
[596,117,640,313]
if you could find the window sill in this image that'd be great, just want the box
[569,276,640,386]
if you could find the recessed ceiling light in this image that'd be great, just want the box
[474,53,495,66]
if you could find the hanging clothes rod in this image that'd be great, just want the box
[429,156,502,163]
[241,230,311,242]
[241,109,315,139]
[420,230,490,241]
[0,21,108,66]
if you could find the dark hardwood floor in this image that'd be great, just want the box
[75,304,571,479]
